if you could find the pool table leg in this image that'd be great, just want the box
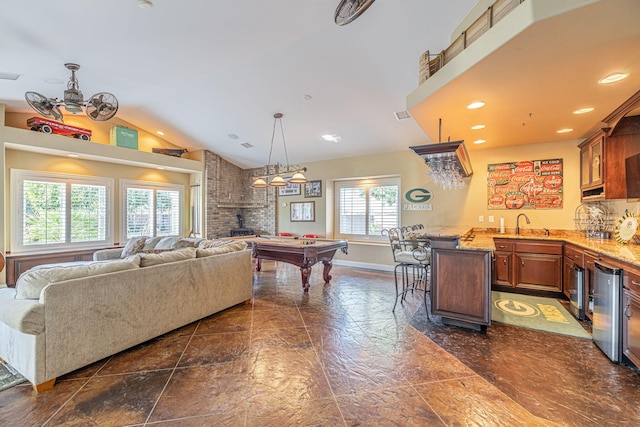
[255,257,262,271]
[300,266,311,292]
[322,260,333,283]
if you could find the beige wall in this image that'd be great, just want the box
[5,112,186,155]
[277,138,584,269]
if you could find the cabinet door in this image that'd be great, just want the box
[563,256,574,299]
[515,253,563,292]
[590,136,604,187]
[623,289,640,368]
[581,147,591,187]
[432,248,492,327]
[494,252,513,286]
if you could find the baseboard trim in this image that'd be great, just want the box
[332,259,394,272]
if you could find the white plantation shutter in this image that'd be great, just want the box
[339,187,367,235]
[156,189,181,236]
[335,177,400,241]
[12,170,112,252]
[126,188,154,238]
[122,180,183,239]
[71,184,107,242]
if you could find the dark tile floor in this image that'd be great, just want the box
[1,263,639,426]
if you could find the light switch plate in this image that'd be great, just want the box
[489,215,495,223]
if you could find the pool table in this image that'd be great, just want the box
[249,237,348,291]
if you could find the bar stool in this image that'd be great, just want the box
[382,227,431,318]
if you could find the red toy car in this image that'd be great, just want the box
[27,117,92,141]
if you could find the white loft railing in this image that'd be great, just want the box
[419,0,525,84]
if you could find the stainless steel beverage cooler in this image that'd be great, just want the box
[593,262,623,362]
[569,263,585,320]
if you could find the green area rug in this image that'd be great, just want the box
[491,291,591,339]
[0,363,26,392]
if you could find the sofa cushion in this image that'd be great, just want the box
[15,257,141,300]
[0,288,45,334]
[121,236,147,258]
[138,247,196,267]
[196,241,247,258]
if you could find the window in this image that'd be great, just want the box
[334,177,400,241]
[11,169,112,252]
[121,180,183,239]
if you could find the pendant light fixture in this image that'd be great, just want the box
[251,113,309,188]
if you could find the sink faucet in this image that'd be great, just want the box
[515,213,530,235]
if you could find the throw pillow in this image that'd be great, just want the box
[154,236,181,250]
[172,238,202,249]
[198,239,243,249]
[196,241,247,257]
[143,236,162,251]
[121,236,147,258]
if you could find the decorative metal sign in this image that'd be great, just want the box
[487,159,563,210]
[404,188,433,211]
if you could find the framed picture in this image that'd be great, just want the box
[304,180,322,198]
[278,180,301,196]
[290,201,315,222]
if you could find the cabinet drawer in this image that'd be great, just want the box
[564,245,583,266]
[493,240,514,252]
[514,240,563,255]
[625,270,640,293]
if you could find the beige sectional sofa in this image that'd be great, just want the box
[0,237,253,391]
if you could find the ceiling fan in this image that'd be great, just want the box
[25,63,119,123]
[334,0,376,26]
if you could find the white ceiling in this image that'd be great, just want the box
[2,0,638,171]
[0,0,476,168]
[407,0,640,150]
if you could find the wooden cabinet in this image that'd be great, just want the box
[563,244,584,299]
[578,107,640,201]
[492,240,513,286]
[580,132,604,198]
[492,238,563,293]
[432,248,492,331]
[623,269,640,368]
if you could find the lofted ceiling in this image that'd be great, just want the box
[0,0,475,168]
[1,1,638,170]
[407,0,640,150]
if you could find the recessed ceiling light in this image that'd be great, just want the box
[556,128,573,134]
[573,107,594,115]
[394,110,411,120]
[227,133,239,140]
[599,73,628,84]
[303,94,313,101]
[466,101,485,110]
[471,124,486,130]
[473,139,486,144]
[138,0,153,8]
[320,134,341,143]
[156,130,165,136]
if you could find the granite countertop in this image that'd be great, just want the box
[461,227,640,268]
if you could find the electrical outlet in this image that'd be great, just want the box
[478,215,484,223]
[488,215,495,223]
